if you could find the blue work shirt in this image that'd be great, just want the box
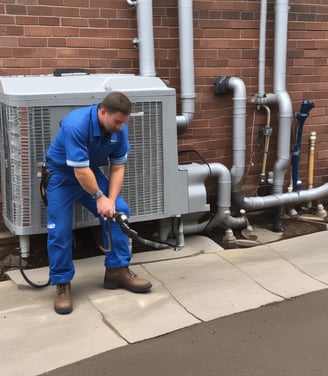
[46,104,130,171]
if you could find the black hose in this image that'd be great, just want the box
[19,256,50,288]
[124,225,176,250]
[19,213,176,288]
[113,212,178,250]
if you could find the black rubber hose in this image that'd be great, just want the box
[113,212,177,250]
[19,256,50,288]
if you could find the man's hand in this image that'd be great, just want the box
[96,195,115,219]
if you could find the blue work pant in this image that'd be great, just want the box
[46,168,130,285]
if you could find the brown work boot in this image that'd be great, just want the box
[104,267,152,293]
[54,282,73,314]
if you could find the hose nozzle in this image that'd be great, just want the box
[113,211,129,225]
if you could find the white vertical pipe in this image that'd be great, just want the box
[136,0,156,77]
[176,0,195,130]
[273,0,290,92]
[258,0,268,97]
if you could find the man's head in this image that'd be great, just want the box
[98,91,132,134]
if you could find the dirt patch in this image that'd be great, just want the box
[207,211,327,247]
[1,208,327,283]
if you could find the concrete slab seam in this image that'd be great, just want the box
[84,291,129,345]
[268,246,328,287]
[130,251,203,266]
[213,252,287,300]
[141,263,203,322]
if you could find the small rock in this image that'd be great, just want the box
[3,254,21,267]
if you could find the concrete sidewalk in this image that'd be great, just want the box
[1,232,328,376]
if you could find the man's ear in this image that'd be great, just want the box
[99,107,107,116]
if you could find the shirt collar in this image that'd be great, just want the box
[91,104,102,137]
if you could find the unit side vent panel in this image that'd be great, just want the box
[0,105,34,227]
[122,101,164,217]
[29,107,52,225]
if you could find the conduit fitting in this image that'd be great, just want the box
[221,210,248,229]
[180,162,247,233]
[214,76,232,95]
[177,110,194,130]
[126,0,137,7]
[132,37,139,48]
[317,204,327,218]
[223,228,236,242]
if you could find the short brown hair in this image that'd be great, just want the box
[100,91,132,115]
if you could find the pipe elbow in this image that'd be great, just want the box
[222,211,248,229]
[214,76,246,100]
[177,112,194,131]
[216,210,247,228]
[228,76,247,100]
[276,91,293,116]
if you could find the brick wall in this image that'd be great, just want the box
[1,0,328,227]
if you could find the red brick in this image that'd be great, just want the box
[18,37,47,47]
[6,4,27,15]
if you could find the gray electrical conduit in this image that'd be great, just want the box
[214,76,247,191]
[176,0,196,130]
[257,0,268,98]
[127,0,156,77]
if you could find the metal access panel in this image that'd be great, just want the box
[0,74,189,236]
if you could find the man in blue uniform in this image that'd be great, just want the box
[45,91,152,315]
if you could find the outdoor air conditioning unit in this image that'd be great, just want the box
[0,73,196,253]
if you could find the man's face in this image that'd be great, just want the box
[100,108,129,134]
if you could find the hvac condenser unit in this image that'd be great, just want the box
[0,74,191,247]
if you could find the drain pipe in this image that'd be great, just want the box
[257,0,268,98]
[257,0,292,196]
[176,0,196,130]
[214,76,247,193]
[127,0,156,77]
[180,163,247,234]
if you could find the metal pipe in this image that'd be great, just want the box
[257,0,268,97]
[133,0,156,77]
[176,0,196,130]
[308,131,317,190]
[273,0,290,93]
[270,91,293,194]
[238,183,328,211]
[255,0,293,195]
[214,76,247,191]
[181,163,247,234]
[259,105,271,183]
